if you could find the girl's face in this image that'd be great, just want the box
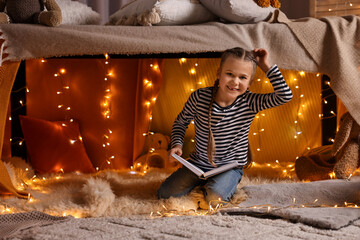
[216,56,254,102]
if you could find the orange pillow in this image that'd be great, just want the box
[19,115,95,174]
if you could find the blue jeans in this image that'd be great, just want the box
[157,166,244,204]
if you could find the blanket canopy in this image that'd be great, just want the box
[0,12,360,196]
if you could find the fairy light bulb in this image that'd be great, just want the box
[60,68,66,74]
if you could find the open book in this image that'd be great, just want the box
[171,154,241,180]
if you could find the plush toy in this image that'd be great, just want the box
[295,112,360,181]
[133,133,179,172]
[0,0,62,27]
[295,145,335,181]
[332,112,360,179]
[253,0,281,8]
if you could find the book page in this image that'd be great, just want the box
[202,161,240,179]
[171,154,204,177]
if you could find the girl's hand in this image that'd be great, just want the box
[254,48,271,73]
[168,145,183,162]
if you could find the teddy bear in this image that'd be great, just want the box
[295,112,360,181]
[0,0,62,27]
[332,112,360,179]
[253,0,281,8]
[133,133,179,172]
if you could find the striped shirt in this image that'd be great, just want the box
[171,65,293,171]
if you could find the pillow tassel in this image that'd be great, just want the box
[137,8,161,26]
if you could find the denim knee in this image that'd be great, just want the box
[204,167,243,204]
[157,167,203,199]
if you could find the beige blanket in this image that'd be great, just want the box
[0,14,359,130]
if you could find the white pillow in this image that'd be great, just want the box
[108,0,217,26]
[55,0,101,25]
[199,0,276,24]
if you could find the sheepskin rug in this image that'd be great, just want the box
[1,157,292,218]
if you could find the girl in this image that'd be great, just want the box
[157,47,293,207]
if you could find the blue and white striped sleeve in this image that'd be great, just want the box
[171,90,199,148]
[247,65,293,113]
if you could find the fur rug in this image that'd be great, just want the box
[1,158,360,239]
[1,158,291,218]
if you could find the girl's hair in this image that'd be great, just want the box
[207,47,257,167]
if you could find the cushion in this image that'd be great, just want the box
[199,0,276,24]
[108,0,217,26]
[19,115,95,174]
[55,0,101,25]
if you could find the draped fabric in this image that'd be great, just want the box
[77,0,132,24]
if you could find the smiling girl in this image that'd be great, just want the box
[157,47,293,207]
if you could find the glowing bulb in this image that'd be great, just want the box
[152,97,157,101]
[104,53,109,59]
[60,68,66,74]
[8,117,11,121]
[54,73,58,77]
[41,59,46,63]
[257,148,261,151]
[300,94,304,98]
[70,140,76,144]
[299,71,305,76]
[180,58,186,63]
[57,91,62,95]
[145,101,151,106]
[66,107,71,110]
[58,105,63,108]
[190,68,196,74]
[153,65,159,70]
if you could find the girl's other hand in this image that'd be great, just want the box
[254,48,271,73]
[169,145,182,156]
[168,145,183,163]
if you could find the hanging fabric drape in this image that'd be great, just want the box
[77,0,132,24]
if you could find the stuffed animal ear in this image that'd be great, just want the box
[333,112,354,155]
